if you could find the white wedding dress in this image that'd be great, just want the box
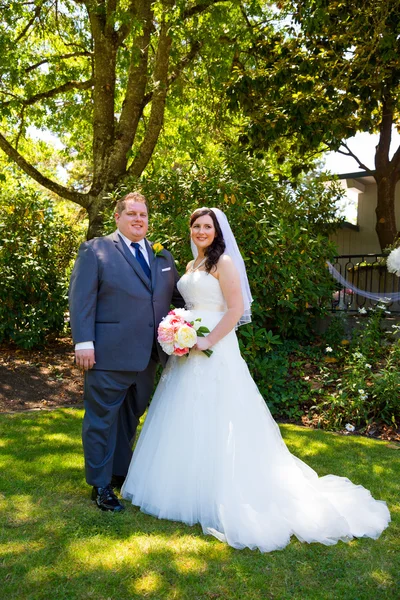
[122,270,390,552]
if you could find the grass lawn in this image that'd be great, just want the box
[0,408,398,600]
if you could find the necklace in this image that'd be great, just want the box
[190,257,207,272]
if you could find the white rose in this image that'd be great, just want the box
[174,324,197,349]
[172,308,192,320]
[345,424,355,432]
[192,319,202,331]
[159,339,174,355]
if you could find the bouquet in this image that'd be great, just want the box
[157,308,212,357]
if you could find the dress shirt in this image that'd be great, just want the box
[118,231,150,265]
[75,231,150,351]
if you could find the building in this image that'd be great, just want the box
[328,172,400,312]
[330,171,400,255]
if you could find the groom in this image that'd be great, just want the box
[69,191,184,512]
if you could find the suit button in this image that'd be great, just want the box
[149,322,154,327]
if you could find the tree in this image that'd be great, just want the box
[0,0,262,238]
[228,0,400,250]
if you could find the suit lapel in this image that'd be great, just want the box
[112,231,152,291]
[145,239,157,289]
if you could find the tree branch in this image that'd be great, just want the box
[110,0,153,177]
[128,15,172,177]
[182,0,231,20]
[25,51,92,73]
[116,0,138,44]
[337,142,374,174]
[1,79,93,109]
[15,106,26,151]
[14,1,43,44]
[0,131,90,207]
[105,0,118,37]
[87,3,118,190]
[141,40,202,109]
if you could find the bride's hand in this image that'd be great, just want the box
[195,337,212,352]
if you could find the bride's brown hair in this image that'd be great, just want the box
[190,208,226,273]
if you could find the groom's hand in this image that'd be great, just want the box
[75,349,96,371]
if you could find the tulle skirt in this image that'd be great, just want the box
[122,310,390,552]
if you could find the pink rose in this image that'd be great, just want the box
[157,325,174,343]
[173,346,189,356]
[164,313,185,327]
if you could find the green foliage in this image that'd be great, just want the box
[239,337,317,420]
[350,305,390,359]
[311,308,400,430]
[0,185,80,348]
[322,312,348,348]
[370,340,400,426]
[228,0,400,167]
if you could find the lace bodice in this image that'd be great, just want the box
[178,270,227,312]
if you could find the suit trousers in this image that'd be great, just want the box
[82,354,158,488]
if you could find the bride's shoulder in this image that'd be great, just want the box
[185,259,194,272]
[217,254,235,270]
[216,254,239,278]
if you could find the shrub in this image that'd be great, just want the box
[309,309,400,430]
[0,187,80,348]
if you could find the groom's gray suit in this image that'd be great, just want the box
[69,230,184,488]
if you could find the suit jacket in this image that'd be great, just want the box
[68,231,184,371]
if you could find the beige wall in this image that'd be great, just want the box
[330,177,400,256]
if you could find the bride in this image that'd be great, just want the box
[122,207,390,552]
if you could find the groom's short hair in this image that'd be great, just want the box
[115,191,148,215]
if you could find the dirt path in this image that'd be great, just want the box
[0,338,83,413]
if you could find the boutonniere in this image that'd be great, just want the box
[152,242,164,257]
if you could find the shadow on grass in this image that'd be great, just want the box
[0,409,398,600]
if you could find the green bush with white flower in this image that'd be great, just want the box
[309,305,400,431]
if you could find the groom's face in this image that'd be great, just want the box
[115,200,149,242]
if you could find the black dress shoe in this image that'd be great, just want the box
[91,485,125,512]
[110,474,126,490]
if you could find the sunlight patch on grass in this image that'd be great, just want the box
[133,572,163,594]
[0,457,9,469]
[25,565,54,584]
[283,438,330,457]
[3,495,40,522]
[42,432,81,445]
[370,569,395,588]
[173,555,208,574]
[64,532,225,573]
[372,464,386,476]
[0,540,44,558]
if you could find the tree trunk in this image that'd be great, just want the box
[86,193,112,239]
[375,172,399,250]
[374,95,400,250]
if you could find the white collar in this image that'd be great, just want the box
[118,230,146,250]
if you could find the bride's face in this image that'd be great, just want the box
[191,214,216,252]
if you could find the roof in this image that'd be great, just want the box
[337,171,376,184]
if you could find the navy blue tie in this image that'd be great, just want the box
[131,242,151,279]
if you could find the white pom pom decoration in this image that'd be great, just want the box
[386,247,400,277]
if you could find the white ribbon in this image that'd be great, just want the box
[327,261,400,302]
